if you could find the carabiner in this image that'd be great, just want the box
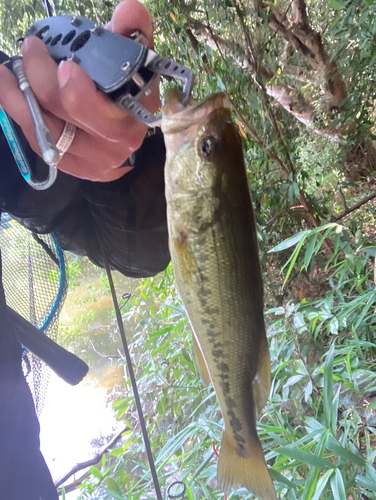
[0,107,58,190]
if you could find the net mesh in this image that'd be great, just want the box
[0,212,67,416]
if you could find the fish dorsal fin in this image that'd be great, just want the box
[253,336,272,413]
[193,334,211,386]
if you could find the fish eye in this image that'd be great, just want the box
[201,137,214,158]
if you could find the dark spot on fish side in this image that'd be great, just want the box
[216,362,229,373]
[207,329,216,340]
[212,349,223,358]
[205,306,219,315]
[236,443,246,457]
[222,381,230,393]
[230,416,242,434]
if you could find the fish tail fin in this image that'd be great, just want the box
[253,334,271,413]
[217,429,276,500]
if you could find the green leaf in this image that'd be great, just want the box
[185,485,194,500]
[149,325,174,340]
[269,468,295,489]
[181,348,192,363]
[301,430,329,500]
[283,236,308,286]
[327,434,366,466]
[103,487,126,500]
[323,341,335,430]
[268,231,310,253]
[90,466,102,480]
[275,447,334,469]
[330,0,341,9]
[330,469,346,500]
[106,477,122,495]
[304,234,318,270]
[110,448,124,457]
[311,470,334,500]
[356,474,376,491]
[156,400,164,414]
[331,384,341,434]
[216,76,226,90]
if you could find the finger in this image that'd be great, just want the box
[22,36,66,120]
[0,64,65,156]
[57,59,148,146]
[109,0,160,117]
[0,60,140,176]
[57,152,133,182]
[110,0,154,48]
[57,129,137,167]
[22,36,135,141]
[0,63,133,168]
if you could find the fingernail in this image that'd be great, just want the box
[58,60,71,87]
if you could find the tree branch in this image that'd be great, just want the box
[267,0,347,110]
[282,64,317,85]
[55,426,129,489]
[90,340,120,360]
[292,0,310,28]
[333,192,376,221]
[266,205,305,226]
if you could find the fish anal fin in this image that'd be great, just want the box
[193,335,211,387]
[217,429,276,500]
[253,336,271,413]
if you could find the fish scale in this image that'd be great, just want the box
[162,90,276,500]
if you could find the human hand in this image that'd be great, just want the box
[0,0,159,182]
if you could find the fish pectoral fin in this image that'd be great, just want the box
[173,234,202,286]
[193,335,211,387]
[217,429,276,500]
[252,336,272,413]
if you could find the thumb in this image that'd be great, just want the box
[109,0,154,50]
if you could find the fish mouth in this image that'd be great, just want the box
[161,90,228,136]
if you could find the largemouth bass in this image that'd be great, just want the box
[162,90,276,500]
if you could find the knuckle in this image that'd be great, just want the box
[108,147,131,167]
[60,91,80,116]
[127,131,145,153]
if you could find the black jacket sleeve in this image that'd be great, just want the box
[0,264,58,500]
[0,124,170,278]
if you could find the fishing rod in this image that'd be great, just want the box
[42,0,55,17]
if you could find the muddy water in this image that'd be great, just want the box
[39,258,140,496]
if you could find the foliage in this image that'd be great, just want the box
[76,227,376,499]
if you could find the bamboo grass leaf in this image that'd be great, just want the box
[330,469,346,500]
[275,447,334,469]
[268,231,310,253]
[323,342,335,430]
[311,470,334,500]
